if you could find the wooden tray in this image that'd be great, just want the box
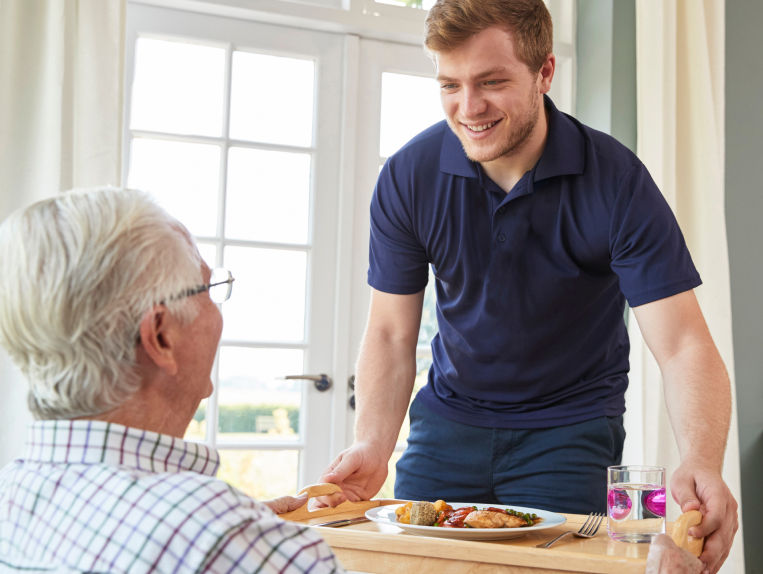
[278,482,401,525]
[280,484,703,574]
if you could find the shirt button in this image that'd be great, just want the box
[497,233,506,242]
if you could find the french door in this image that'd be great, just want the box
[124,4,349,497]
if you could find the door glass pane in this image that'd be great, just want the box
[217,346,303,441]
[418,275,437,345]
[549,54,573,114]
[222,246,307,342]
[131,38,225,137]
[226,147,311,244]
[376,451,403,498]
[185,398,208,442]
[230,51,315,147]
[379,72,443,157]
[218,449,299,499]
[127,138,220,237]
[196,242,217,268]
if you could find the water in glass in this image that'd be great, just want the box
[607,465,666,543]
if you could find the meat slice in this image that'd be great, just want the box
[464,510,527,528]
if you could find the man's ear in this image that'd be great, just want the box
[138,305,179,376]
[537,53,555,95]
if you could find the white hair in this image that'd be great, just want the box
[0,188,203,419]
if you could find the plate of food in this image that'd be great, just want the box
[365,500,566,540]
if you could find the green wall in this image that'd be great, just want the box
[726,2,763,571]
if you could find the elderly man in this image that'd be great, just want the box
[646,535,704,574]
[0,188,343,573]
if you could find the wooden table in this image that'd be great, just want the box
[280,484,701,574]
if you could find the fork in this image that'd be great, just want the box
[535,512,605,548]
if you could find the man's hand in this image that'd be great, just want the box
[316,441,390,507]
[263,493,308,514]
[646,534,704,574]
[670,462,738,574]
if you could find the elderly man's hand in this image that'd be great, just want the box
[263,493,308,514]
[646,534,704,574]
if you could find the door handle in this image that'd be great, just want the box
[284,374,332,392]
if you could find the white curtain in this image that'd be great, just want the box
[626,0,744,571]
[0,0,125,465]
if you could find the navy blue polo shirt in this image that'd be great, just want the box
[367,96,701,429]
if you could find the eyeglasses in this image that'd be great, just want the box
[170,268,235,304]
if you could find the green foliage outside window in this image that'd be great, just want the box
[194,403,300,434]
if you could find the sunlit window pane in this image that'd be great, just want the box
[376,451,403,499]
[380,72,443,157]
[222,246,307,342]
[131,38,224,137]
[218,449,299,499]
[217,346,303,440]
[127,138,220,237]
[196,242,217,269]
[226,147,310,244]
[230,51,314,147]
[548,55,573,115]
[417,274,437,346]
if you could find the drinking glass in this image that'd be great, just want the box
[607,465,666,542]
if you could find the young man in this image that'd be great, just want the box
[0,188,343,573]
[320,1,737,572]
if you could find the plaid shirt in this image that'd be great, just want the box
[0,420,343,573]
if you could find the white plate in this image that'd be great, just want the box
[365,502,566,540]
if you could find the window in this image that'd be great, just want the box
[125,0,575,500]
[125,5,346,498]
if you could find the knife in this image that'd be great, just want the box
[313,516,372,528]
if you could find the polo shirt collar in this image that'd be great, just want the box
[535,95,585,180]
[439,95,585,181]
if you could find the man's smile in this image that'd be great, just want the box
[463,119,501,133]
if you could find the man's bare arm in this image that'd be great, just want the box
[319,288,424,501]
[354,289,424,453]
[632,290,730,467]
